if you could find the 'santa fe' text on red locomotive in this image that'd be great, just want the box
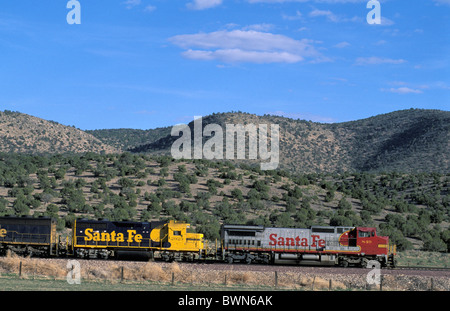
[269,233,326,248]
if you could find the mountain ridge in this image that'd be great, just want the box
[1,108,448,173]
[0,110,119,154]
[117,109,450,173]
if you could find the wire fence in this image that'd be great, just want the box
[0,257,448,291]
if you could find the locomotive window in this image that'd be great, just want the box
[359,231,373,238]
[173,231,182,236]
[312,228,335,233]
[228,230,256,237]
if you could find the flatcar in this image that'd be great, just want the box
[221,224,396,267]
[0,216,59,257]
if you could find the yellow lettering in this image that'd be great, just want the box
[93,231,101,241]
[101,232,110,242]
[127,230,136,243]
[85,228,93,241]
[83,228,142,243]
[116,233,124,242]
[135,234,142,243]
[0,228,7,238]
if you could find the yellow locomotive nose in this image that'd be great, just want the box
[150,224,165,242]
[150,220,204,252]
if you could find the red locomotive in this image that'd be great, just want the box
[221,224,396,267]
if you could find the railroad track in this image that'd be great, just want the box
[394,265,450,272]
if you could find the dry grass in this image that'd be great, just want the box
[0,252,66,279]
[0,255,346,290]
[1,255,448,291]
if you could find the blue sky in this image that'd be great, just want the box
[0,0,449,130]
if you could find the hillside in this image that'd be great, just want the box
[86,127,172,151]
[0,110,119,154]
[0,153,448,252]
[1,109,448,174]
[0,109,448,253]
[114,109,450,174]
[334,109,450,172]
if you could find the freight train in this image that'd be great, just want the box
[0,216,396,268]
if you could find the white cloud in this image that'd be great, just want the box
[242,23,275,31]
[382,87,423,94]
[307,8,362,23]
[282,10,303,21]
[182,49,304,63]
[144,5,157,13]
[309,9,340,22]
[355,57,406,65]
[433,0,450,5]
[187,0,223,10]
[382,81,450,94]
[380,17,395,26]
[247,0,367,3]
[169,29,326,64]
[334,41,350,48]
[373,40,387,46]
[123,0,141,9]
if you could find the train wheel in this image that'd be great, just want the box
[226,256,233,264]
[340,259,349,268]
[361,258,369,268]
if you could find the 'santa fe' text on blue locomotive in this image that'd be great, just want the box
[83,228,143,243]
[0,227,6,238]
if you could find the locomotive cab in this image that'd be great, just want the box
[348,227,377,248]
[354,227,392,257]
[150,220,204,252]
